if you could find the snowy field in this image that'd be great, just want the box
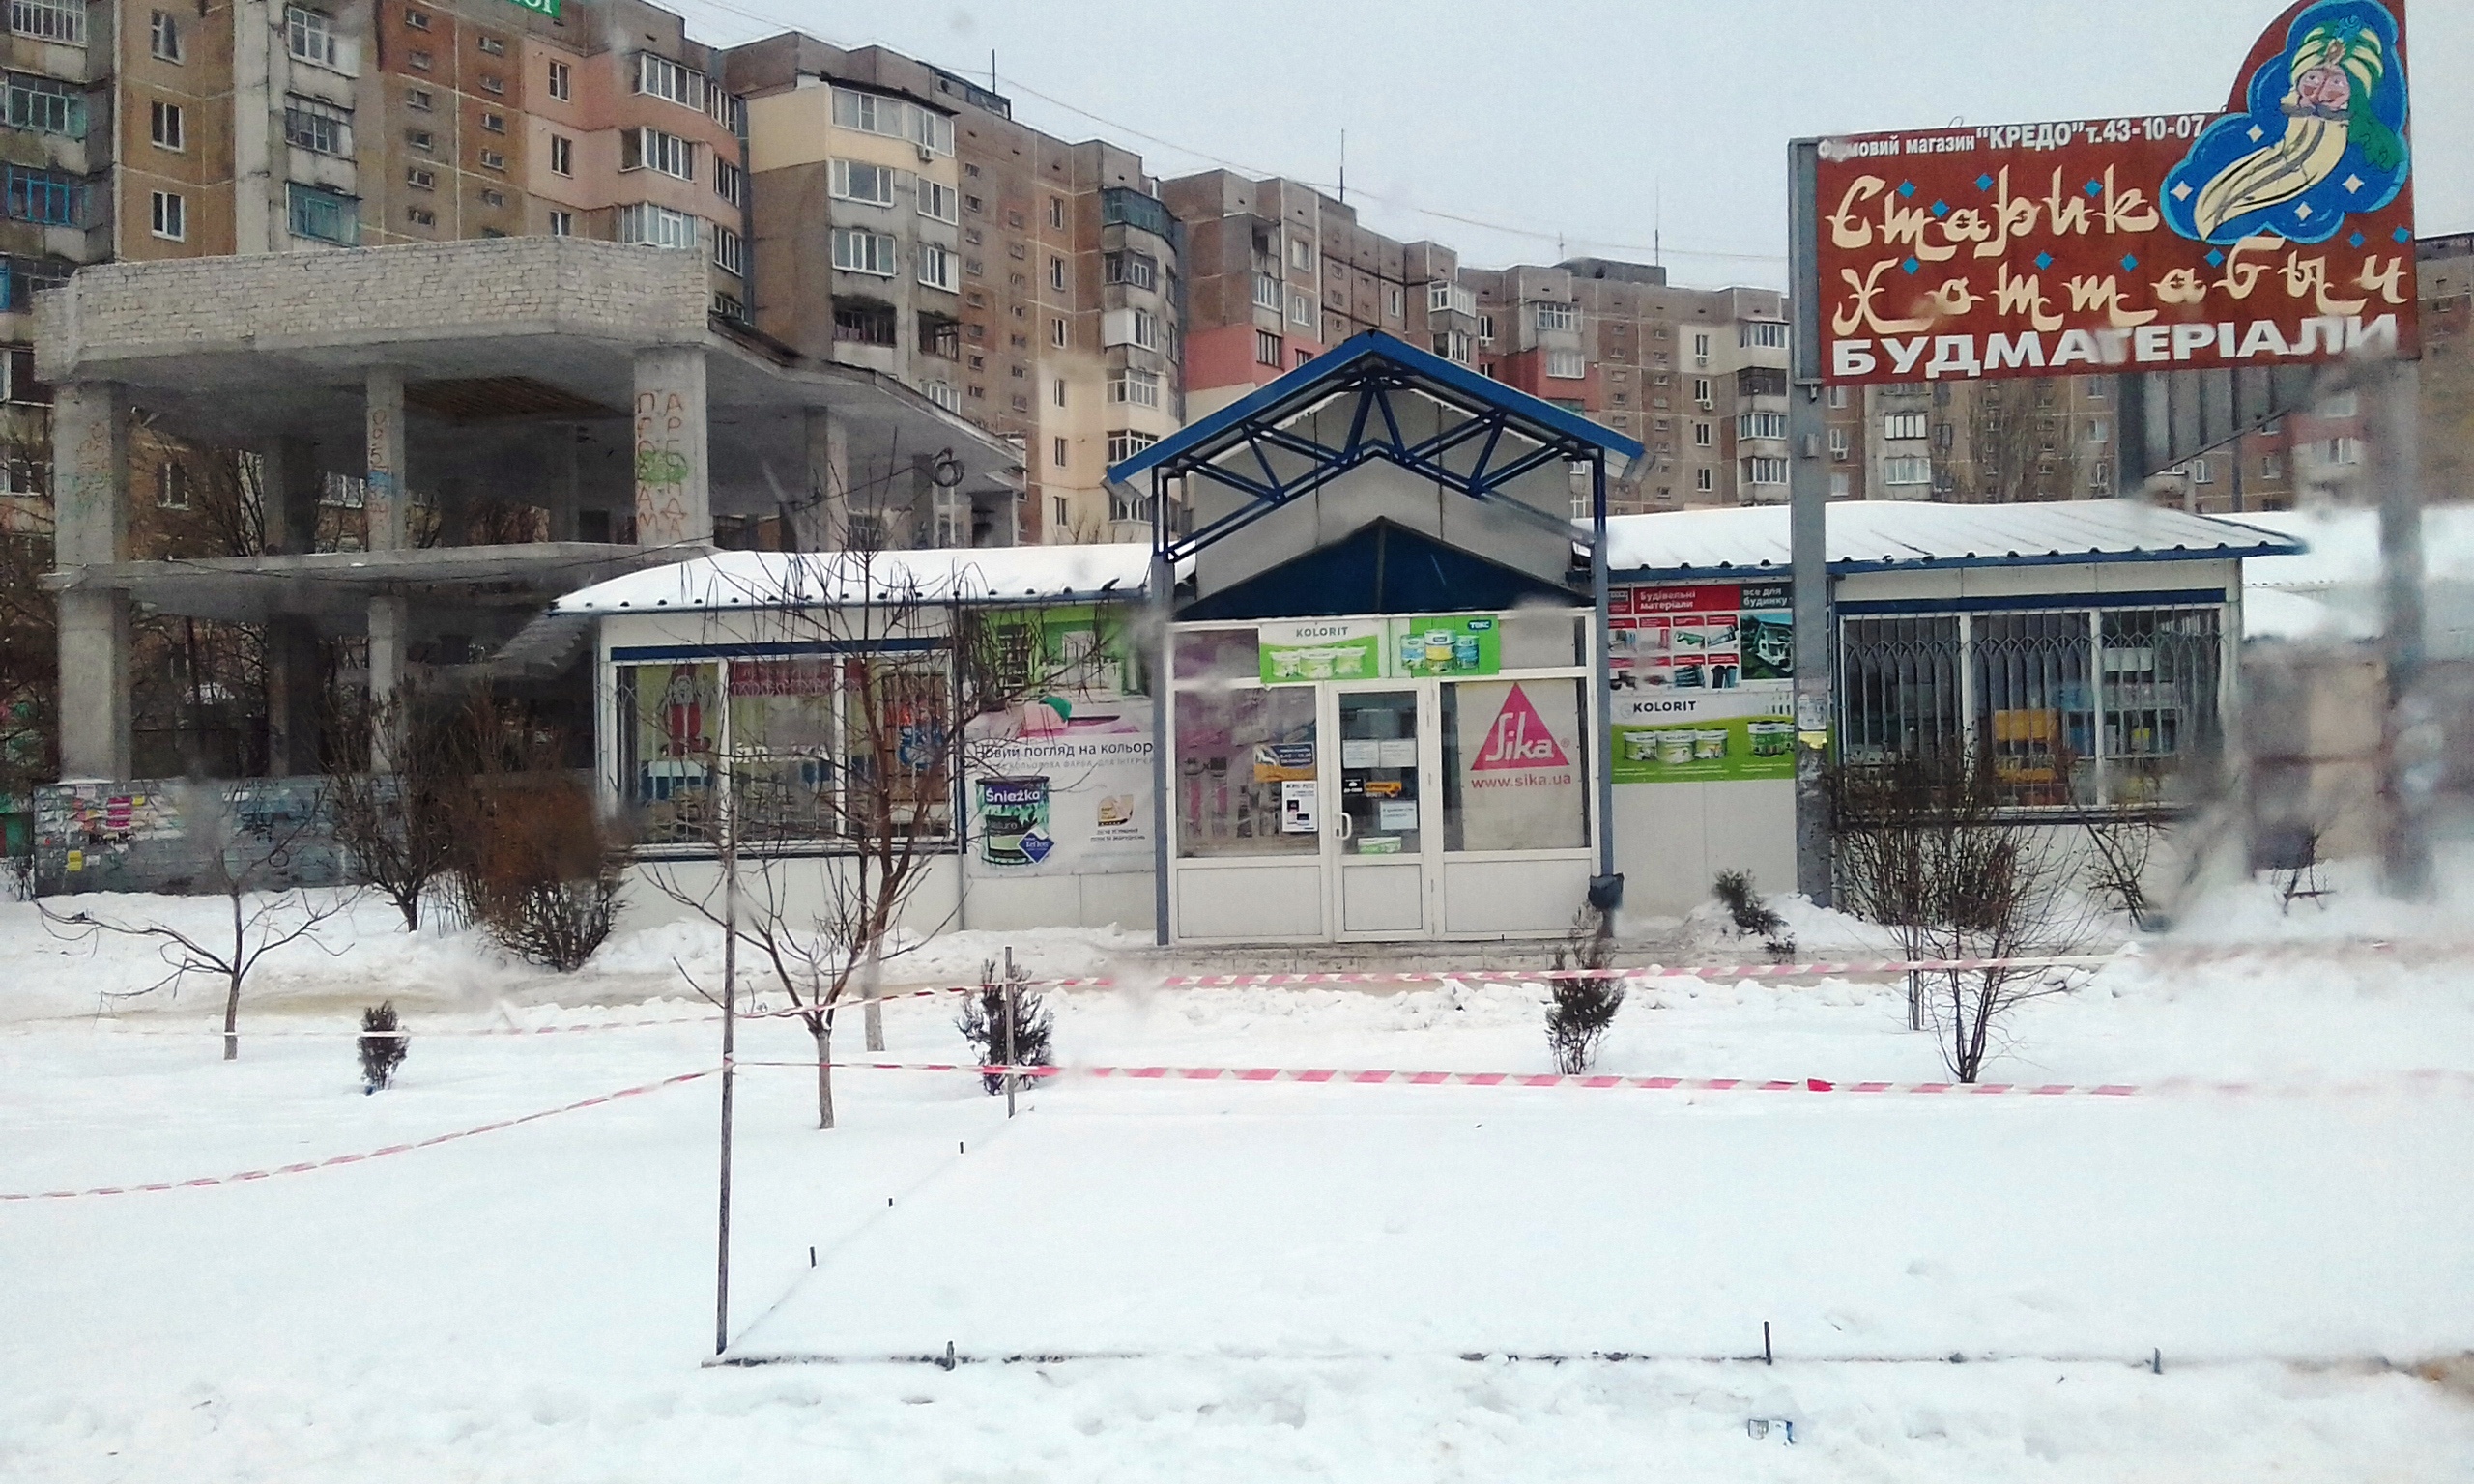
[5,866,2474,1480]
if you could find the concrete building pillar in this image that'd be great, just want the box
[364,366,407,552]
[367,595,408,772]
[263,619,321,776]
[791,407,848,551]
[631,345,710,547]
[546,425,582,542]
[53,382,131,780]
[258,436,321,554]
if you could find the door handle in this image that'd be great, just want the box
[1334,809,1353,841]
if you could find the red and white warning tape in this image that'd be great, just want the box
[0,1068,719,1202]
[724,1058,2474,1099]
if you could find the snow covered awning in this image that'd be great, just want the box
[552,544,1162,614]
[1601,499,2302,581]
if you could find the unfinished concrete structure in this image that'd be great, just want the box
[36,234,1022,782]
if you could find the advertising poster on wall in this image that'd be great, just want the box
[1394,615,1502,678]
[1608,581,1797,784]
[966,697,1155,876]
[1260,618,1385,683]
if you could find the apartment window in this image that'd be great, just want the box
[478,149,506,171]
[833,303,896,345]
[915,179,957,223]
[11,0,84,45]
[831,228,897,276]
[712,225,743,276]
[1932,420,1955,451]
[1252,274,1281,312]
[150,10,182,60]
[1691,377,1712,406]
[547,134,573,176]
[618,202,697,250]
[1107,429,1157,465]
[1692,421,1712,447]
[479,75,504,97]
[1745,456,1789,485]
[1883,411,1927,440]
[2088,460,2113,495]
[1108,368,1162,409]
[477,187,505,208]
[404,166,435,189]
[1386,285,1403,320]
[404,204,432,227]
[287,183,359,245]
[1048,196,1066,229]
[1050,436,1069,469]
[623,128,692,179]
[1288,291,1311,327]
[1103,250,1156,290]
[2325,437,2362,466]
[2261,453,2283,479]
[1695,466,1713,493]
[282,96,350,155]
[1050,317,1067,348]
[1545,348,1586,380]
[1049,256,1067,291]
[1884,455,1932,485]
[548,210,572,237]
[1534,302,1576,332]
[547,60,571,101]
[406,88,432,110]
[1693,331,1712,357]
[148,189,183,240]
[8,75,85,138]
[1051,377,1067,409]
[716,159,744,207]
[635,52,706,112]
[480,113,504,133]
[928,381,962,414]
[1256,329,1281,366]
[830,86,905,139]
[158,462,189,510]
[402,5,428,27]
[405,128,432,152]
[285,7,348,71]
[1827,426,1850,460]
[475,34,503,56]
[1296,348,1311,369]
[1740,321,1788,349]
[408,49,430,71]
[1103,308,1162,352]
[1738,411,1786,440]
[2187,458,2213,485]
[6,166,79,226]
[137,98,182,153]
[2087,418,2110,445]
[1287,237,1314,271]
[916,243,957,292]
[829,158,895,206]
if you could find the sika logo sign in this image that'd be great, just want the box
[1472,685,1571,775]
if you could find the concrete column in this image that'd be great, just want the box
[364,366,407,552]
[263,618,321,777]
[791,407,848,552]
[259,436,320,554]
[53,382,131,780]
[545,425,582,542]
[631,345,710,547]
[367,595,408,772]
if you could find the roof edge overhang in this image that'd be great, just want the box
[1611,539,2306,585]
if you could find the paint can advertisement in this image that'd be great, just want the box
[965,699,1156,876]
[977,777,1052,866]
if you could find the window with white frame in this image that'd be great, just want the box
[1738,411,1786,440]
[1740,320,1787,349]
[158,461,189,509]
[829,158,895,206]
[830,87,903,138]
[1287,290,1311,326]
[927,381,961,414]
[1477,312,1493,343]
[284,7,347,71]
[1107,429,1157,464]
[1883,455,1932,484]
[1694,466,1713,493]
[281,95,349,155]
[9,75,85,137]
[917,179,957,223]
[1287,237,1313,271]
[1545,348,1585,379]
[2087,418,2109,445]
[716,159,743,206]
[1691,377,1712,406]
[548,210,573,237]
[1104,250,1156,290]
[1830,471,1852,498]
[1050,255,1067,291]
[831,227,896,275]
[1108,368,1161,409]
[1744,456,1788,484]
[1255,329,1280,365]
[1386,285,1403,320]
[13,0,83,44]
[1692,421,1712,447]
[1533,301,1576,332]
[916,243,957,292]
[1427,280,1475,316]
[548,134,572,176]
[622,128,694,180]
[547,59,570,100]
[712,225,743,276]
[1252,274,1280,312]
[1883,411,1927,440]
[910,106,952,155]
[1827,426,1850,460]
[619,202,697,250]
[150,9,181,60]
[634,52,705,112]
[1693,331,1712,357]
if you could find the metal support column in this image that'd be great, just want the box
[1787,139,1832,906]
[1589,453,1618,902]
[1149,470,1173,946]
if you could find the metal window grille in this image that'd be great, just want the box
[1838,616,1963,765]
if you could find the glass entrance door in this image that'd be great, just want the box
[1327,687,1433,937]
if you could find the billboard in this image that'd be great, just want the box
[1813,0,2415,385]
[1607,581,1798,785]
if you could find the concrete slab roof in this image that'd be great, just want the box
[555,544,1162,614]
[43,542,681,626]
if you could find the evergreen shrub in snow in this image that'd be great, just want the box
[360,1001,408,1092]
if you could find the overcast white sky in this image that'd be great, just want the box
[673,0,2471,293]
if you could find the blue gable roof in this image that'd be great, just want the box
[1105,329,1644,489]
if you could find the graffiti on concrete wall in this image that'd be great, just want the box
[34,777,347,897]
[634,387,695,546]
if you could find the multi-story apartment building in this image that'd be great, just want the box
[1464,259,1787,512]
[1163,171,1476,424]
[721,34,1178,545]
[1821,376,2118,505]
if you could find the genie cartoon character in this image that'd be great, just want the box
[2166,1,2408,245]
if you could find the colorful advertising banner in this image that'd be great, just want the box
[1394,614,1501,678]
[1813,0,2416,385]
[1260,618,1384,684]
[965,698,1155,876]
[1609,581,1796,784]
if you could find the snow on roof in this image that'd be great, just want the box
[553,544,1156,614]
[2234,505,2474,650]
[1601,499,2300,578]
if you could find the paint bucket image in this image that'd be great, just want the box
[1453,634,1481,671]
[1302,648,1338,679]
[1654,731,1695,765]
[1748,721,1794,757]
[1272,649,1304,679]
[1399,633,1425,672]
[1423,630,1454,667]
[1693,728,1729,760]
[1333,646,1367,677]
[979,777,1051,866]
[1625,730,1660,761]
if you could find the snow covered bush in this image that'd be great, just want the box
[957,960,1053,1095]
[1543,907,1625,1074]
[359,1001,408,1092]
[1712,870,1796,959]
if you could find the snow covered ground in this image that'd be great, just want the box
[5,865,2474,1480]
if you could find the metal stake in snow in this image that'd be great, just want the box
[1002,946,1020,1119]
[715,785,742,1356]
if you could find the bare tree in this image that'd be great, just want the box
[1830,753,2100,1082]
[445,697,623,972]
[40,782,356,1059]
[323,688,465,931]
